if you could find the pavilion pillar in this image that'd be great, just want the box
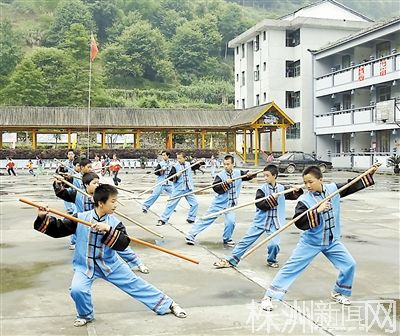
[254,127,259,166]
[201,129,206,149]
[67,129,72,149]
[243,129,247,162]
[102,130,106,149]
[269,130,273,154]
[0,131,3,149]
[195,133,199,149]
[225,132,229,153]
[32,129,37,149]
[135,130,141,149]
[281,126,286,154]
[233,131,237,154]
[167,130,173,149]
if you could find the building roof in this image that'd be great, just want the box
[278,0,373,22]
[313,16,400,54]
[0,103,294,131]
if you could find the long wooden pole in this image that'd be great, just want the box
[20,198,199,265]
[135,160,204,197]
[241,164,379,260]
[200,185,303,220]
[168,169,264,202]
[53,174,164,238]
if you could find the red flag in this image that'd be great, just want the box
[90,35,98,62]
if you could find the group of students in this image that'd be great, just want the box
[31,149,378,328]
[140,150,378,311]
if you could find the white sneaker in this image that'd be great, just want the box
[331,292,351,305]
[138,264,149,274]
[261,297,273,311]
[68,244,76,250]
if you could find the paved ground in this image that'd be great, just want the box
[1,167,399,335]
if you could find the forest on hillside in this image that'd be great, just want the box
[0,0,397,109]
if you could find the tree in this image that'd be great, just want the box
[45,0,95,47]
[0,20,22,86]
[30,47,75,106]
[60,23,91,62]
[1,59,48,106]
[103,20,172,82]
[83,0,119,42]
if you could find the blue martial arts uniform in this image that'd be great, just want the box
[34,210,173,321]
[142,159,173,212]
[265,173,375,300]
[226,183,303,266]
[185,169,253,244]
[53,183,144,269]
[159,161,198,224]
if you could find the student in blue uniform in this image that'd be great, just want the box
[213,164,303,268]
[260,165,378,311]
[34,184,187,327]
[54,172,149,274]
[142,150,173,213]
[158,151,198,226]
[185,154,255,247]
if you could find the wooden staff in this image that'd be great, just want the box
[135,160,204,197]
[20,198,199,264]
[168,169,264,202]
[241,164,380,260]
[200,185,303,220]
[53,174,164,238]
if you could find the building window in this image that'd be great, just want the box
[241,44,245,58]
[256,94,260,106]
[242,99,245,109]
[254,34,260,51]
[286,29,300,47]
[236,46,239,55]
[377,85,391,102]
[286,91,300,108]
[376,41,390,58]
[263,62,266,71]
[241,71,245,86]
[236,73,239,82]
[286,122,300,139]
[342,55,351,68]
[263,92,267,101]
[263,31,266,41]
[254,65,260,81]
[286,60,300,77]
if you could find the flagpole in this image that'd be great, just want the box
[87,34,93,159]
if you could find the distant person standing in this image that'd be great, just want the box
[36,156,44,175]
[6,157,17,176]
[267,153,274,163]
[210,155,217,179]
[110,154,122,186]
[26,159,36,176]
[92,154,102,174]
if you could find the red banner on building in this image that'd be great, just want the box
[358,66,365,81]
[379,59,387,76]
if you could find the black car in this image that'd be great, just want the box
[272,152,332,174]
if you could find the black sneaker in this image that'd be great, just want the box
[223,239,236,247]
[185,237,195,245]
[142,208,148,213]
[186,219,195,224]
[157,220,166,226]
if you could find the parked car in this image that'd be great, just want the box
[272,152,332,174]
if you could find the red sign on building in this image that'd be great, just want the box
[358,66,365,81]
[380,59,387,76]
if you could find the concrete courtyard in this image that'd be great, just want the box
[1,167,399,335]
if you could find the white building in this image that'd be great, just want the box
[312,17,400,169]
[228,0,373,158]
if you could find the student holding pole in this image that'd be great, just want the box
[260,164,379,311]
[26,184,189,327]
[185,154,258,247]
[213,164,303,269]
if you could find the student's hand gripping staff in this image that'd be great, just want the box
[21,198,199,265]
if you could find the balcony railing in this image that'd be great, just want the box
[315,106,374,129]
[316,52,400,91]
